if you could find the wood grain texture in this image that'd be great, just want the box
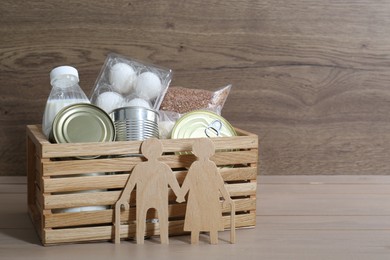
[2,0,390,175]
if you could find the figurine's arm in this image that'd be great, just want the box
[216,169,233,207]
[174,168,193,203]
[117,169,138,206]
[166,167,186,203]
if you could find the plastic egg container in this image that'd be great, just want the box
[90,53,172,113]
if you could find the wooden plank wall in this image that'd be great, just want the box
[1,0,390,176]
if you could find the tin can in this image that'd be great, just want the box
[49,103,115,212]
[109,106,159,141]
[171,110,237,139]
[50,103,115,146]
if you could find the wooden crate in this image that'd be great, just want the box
[26,124,258,245]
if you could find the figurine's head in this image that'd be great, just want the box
[141,138,163,160]
[192,138,215,159]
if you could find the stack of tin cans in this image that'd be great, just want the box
[48,104,160,144]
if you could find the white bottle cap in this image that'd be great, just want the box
[50,66,79,84]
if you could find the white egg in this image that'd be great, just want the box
[134,72,162,100]
[95,92,124,114]
[123,98,151,109]
[109,63,136,95]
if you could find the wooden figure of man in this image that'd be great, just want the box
[114,138,183,244]
[176,138,234,244]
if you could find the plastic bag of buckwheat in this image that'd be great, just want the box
[159,84,231,115]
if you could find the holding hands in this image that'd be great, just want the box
[175,190,186,203]
[176,195,185,203]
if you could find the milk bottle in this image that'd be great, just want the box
[42,66,90,138]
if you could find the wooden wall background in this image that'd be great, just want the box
[1,0,390,176]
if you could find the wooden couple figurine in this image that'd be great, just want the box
[114,138,182,244]
[177,138,235,244]
[114,137,235,245]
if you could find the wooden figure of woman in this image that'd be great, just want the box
[114,138,182,244]
[177,138,234,244]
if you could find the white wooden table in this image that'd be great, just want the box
[2,176,390,259]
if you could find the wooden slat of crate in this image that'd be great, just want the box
[42,167,257,193]
[35,185,45,211]
[44,174,130,193]
[30,201,44,240]
[41,149,258,176]
[44,198,256,228]
[27,131,45,242]
[43,157,141,176]
[43,213,256,245]
[26,125,47,155]
[27,136,36,207]
[39,136,258,159]
[25,125,257,157]
[42,182,257,210]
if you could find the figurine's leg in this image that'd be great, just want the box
[158,206,169,244]
[136,205,147,244]
[210,230,218,245]
[191,230,200,244]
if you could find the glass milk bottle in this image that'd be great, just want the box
[42,66,90,138]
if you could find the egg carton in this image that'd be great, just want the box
[90,53,173,113]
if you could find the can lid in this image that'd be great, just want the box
[50,66,79,84]
[171,110,236,139]
[52,103,115,144]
